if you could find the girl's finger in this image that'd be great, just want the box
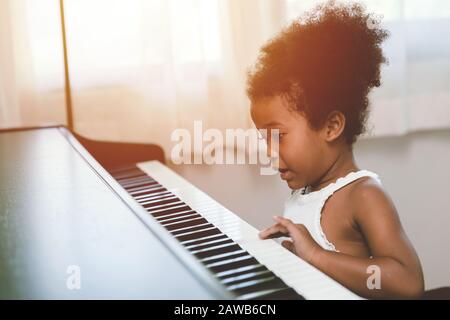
[281,240,295,253]
[273,216,301,242]
[259,224,288,239]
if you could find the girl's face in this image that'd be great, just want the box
[250,95,331,190]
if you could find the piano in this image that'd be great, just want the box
[0,126,362,299]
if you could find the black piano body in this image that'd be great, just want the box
[0,126,229,299]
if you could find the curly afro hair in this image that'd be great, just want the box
[247,0,389,144]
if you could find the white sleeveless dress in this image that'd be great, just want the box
[282,170,382,252]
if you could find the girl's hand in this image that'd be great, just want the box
[258,215,323,264]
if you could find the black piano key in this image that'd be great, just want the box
[171,223,214,236]
[113,171,142,182]
[176,227,222,242]
[160,212,201,223]
[139,197,176,206]
[181,233,228,247]
[122,178,157,187]
[163,216,204,227]
[111,170,144,180]
[228,276,287,297]
[117,177,148,186]
[137,194,174,204]
[146,200,184,210]
[193,243,242,260]
[157,210,198,222]
[122,181,157,190]
[149,205,188,216]
[219,268,272,285]
[151,205,192,218]
[142,197,181,208]
[186,237,234,251]
[255,287,304,300]
[127,183,163,193]
[216,264,267,279]
[124,181,160,191]
[118,176,155,186]
[115,169,147,176]
[164,217,208,232]
[139,193,177,202]
[147,203,187,214]
[223,271,276,288]
[219,267,283,290]
[201,251,248,264]
[208,256,259,274]
[215,263,265,279]
[170,222,212,234]
[134,190,172,201]
[131,187,167,197]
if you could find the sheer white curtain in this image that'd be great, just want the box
[1,0,449,152]
[0,0,283,154]
[0,0,66,129]
[287,0,450,137]
[62,0,284,154]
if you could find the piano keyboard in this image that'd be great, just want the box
[109,160,363,300]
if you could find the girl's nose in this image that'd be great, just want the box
[277,157,287,170]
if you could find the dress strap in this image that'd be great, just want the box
[325,170,381,196]
[299,169,382,200]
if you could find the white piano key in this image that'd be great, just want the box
[190,241,237,255]
[226,276,276,291]
[220,269,272,285]
[161,213,202,223]
[181,233,226,246]
[215,264,264,278]
[205,254,254,268]
[200,249,247,263]
[157,212,200,223]
[169,222,212,233]
[235,288,285,300]
[185,237,231,250]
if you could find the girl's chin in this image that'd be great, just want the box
[285,179,304,190]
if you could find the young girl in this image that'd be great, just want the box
[247,1,424,299]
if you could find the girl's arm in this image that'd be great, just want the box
[259,182,424,299]
[310,248,423,299]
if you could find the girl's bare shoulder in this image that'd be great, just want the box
[347,176,399,223]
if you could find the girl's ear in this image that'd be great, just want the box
[323,111,346,142]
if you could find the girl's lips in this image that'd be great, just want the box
[280,170,294,181]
